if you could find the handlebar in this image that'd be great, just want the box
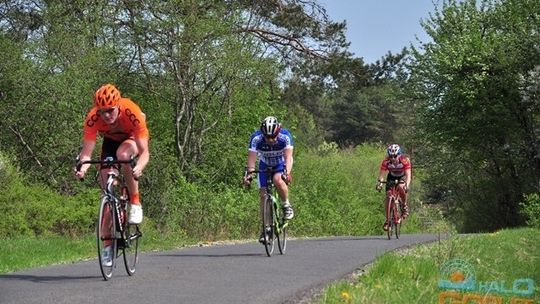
[75,156,138,181]
[376,179,406,192]
[378,180,406,185]
[245,168,284,175]
[242,167,287,187]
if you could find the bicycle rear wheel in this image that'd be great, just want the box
[263,197,275,257]
[123,222,141,276]
[97,196,117,280]
[276,206,288,255]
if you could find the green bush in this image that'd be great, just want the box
[0,153,96,238]
[520,193,540,228]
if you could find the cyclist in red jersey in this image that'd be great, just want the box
[74,84,150,266]
[376,144,412,231]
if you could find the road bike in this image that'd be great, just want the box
[76,157,142,280]
[378,179,405,240]
[245,168,289,257]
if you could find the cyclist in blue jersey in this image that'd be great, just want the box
[243,116,295,244]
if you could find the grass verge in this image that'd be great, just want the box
[0,224,200,274]
[314,228,539,304]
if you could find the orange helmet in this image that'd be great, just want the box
[94,84,121,109]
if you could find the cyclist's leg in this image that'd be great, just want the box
[272,164,293,219]
[396,176,409,218]
[117,138,139,203]
[117,138,143,224]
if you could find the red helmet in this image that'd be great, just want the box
[94,84,121,109]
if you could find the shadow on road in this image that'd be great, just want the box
[0,274,100,283]
[153,252,264,258]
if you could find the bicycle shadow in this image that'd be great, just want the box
[0,273,100,283]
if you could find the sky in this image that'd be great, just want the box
[319,0,441,64]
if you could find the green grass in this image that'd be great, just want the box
[315,228,539,304]
[0,223,200,274]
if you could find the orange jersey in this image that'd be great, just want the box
[83,98,149,142]
[380,155,411,177]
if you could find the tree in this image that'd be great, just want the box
[408,0,540,231]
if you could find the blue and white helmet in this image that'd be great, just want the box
[387,144,401,157]
[260,116,281,138]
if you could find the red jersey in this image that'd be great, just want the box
[83,98,149,142]
[380,155,411,177]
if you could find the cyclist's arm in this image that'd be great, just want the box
[246,150,257,172]
[378,160,388,182]
[133,137,150,177]
[404,168,411,188]
[75,139,96,178]
[283,148,293,174]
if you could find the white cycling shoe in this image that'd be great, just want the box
[101,246,113,267]
[128,204,143,224]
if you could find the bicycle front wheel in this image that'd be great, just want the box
[97,196,117,280]
[123,223,141,276]
[395,201,402,239]
[386,198,393,240]
[263,197,275,257]
[276,206,288,255]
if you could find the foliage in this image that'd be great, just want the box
[407,0,540,231]
[519,193,540,228]
[0,153,96,238]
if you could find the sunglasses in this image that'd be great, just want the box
[98,107,117,115]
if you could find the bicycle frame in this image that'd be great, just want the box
[76,157,142,280]
[381,179,404,240]
[265,179,288,238]
[246,168,289,256]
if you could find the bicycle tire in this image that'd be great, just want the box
[387,208,394,240]
[97,196,117,280]
[263,196,275,257]
[276,205,287,254]
[395,200,402,239]
[123,222,140,275]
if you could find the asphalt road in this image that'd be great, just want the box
[0,234,443,304]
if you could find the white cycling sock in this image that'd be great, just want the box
[281,199,290,207]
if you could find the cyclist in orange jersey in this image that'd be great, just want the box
[376,144,412,231]
[74,84,150,266]
[74,83,150,223]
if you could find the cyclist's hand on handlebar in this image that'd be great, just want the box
[242,173,253,186]
[375,179,383,191]
[74,158,88,180]
[132,165,143,179]
[281,172,292,185]
[74,168,86,179]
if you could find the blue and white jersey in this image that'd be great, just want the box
[248,129,294,167]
